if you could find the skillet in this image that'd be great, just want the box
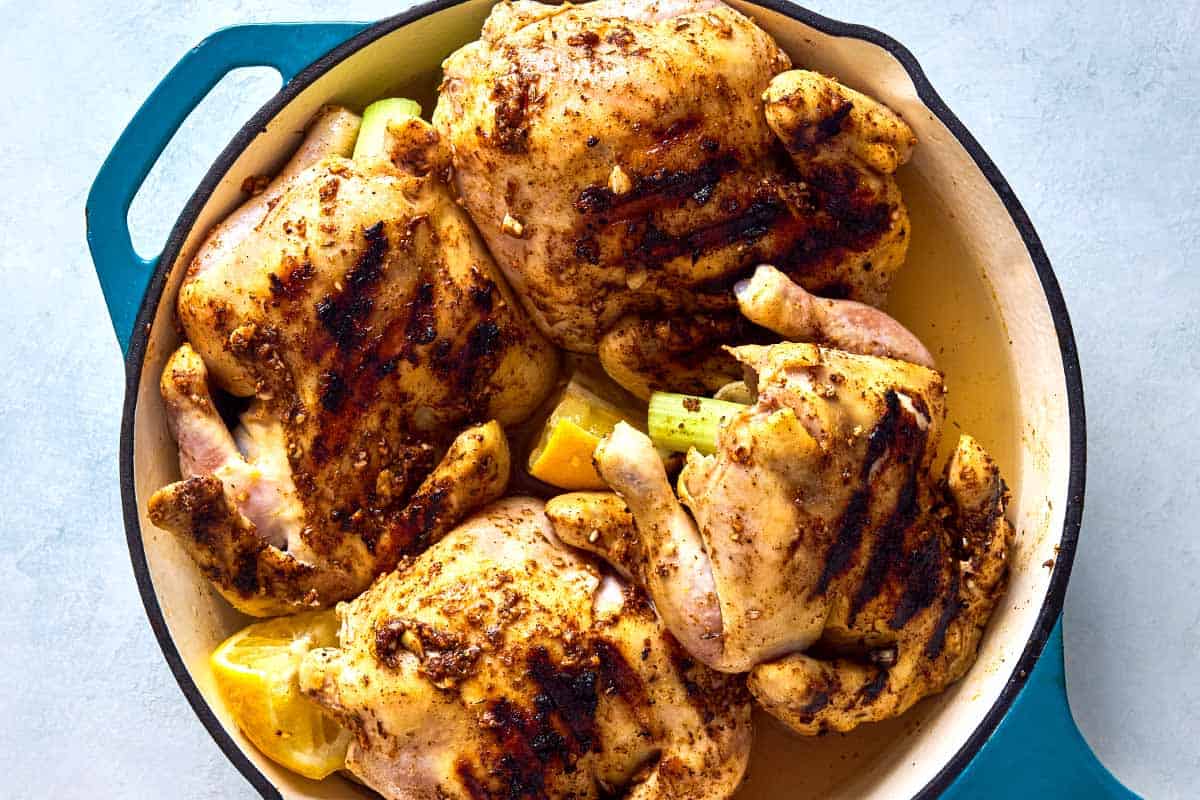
[86,2,1136,797]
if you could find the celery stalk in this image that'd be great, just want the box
[648,392,747,455]
[352,98,422,164]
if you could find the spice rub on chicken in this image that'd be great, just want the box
[148,107,559,616]
[550,342,1011,734]
[434,0,916,398]
[299,497,752,800]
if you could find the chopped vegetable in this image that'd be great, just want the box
[648,392,747,455]
[528,377,638,490]
[210,610,350,780]
[352,97,422,163]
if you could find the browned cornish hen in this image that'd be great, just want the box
[300,497,752,799]
[148,108,559,616]
[549,342,1011,734]
[434,0,916,398]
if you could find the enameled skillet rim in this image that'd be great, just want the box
[117,1,1087,797]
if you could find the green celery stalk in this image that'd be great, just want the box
[352,98,422,164]
[648,392,747,455]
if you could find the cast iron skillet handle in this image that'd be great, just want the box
[85,22,366,355]
[944,617,1140,799]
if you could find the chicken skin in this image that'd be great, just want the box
[550,342,1011,734]
[299,497,752,799]
[434,0,916,397]
[735,264,934,369]
[148,109,558,616]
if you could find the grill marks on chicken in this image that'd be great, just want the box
[149,112,558,616]
[569,137,894,301]
[750,435,1012,734]
[456,642,647,799]
[435,0,916,400]
[142,0,1009,772]
[761,70,915,304]
[816,388,929,602]
[570,136,783,273]
[298,498,752,800]
[553,342,1012,735]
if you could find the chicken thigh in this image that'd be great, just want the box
[550,342,1011,734]
[434,0,915,397]
[149,109,559,616]
[300,497,752,799]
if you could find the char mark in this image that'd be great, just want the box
[231,548,259,596]
[774,160,896,295]
[470,698,551,800]
[423,318,506,420]
[315,221,389,351]
[574,235,601,264]
[268,258,314,301]
[467,320,503,361]
[923,567,962,660]
[816,486,870,594]
[492,64,538,155]
[817,391,907,595]
[456,760,490,800]
[470,279,496,312]
[462,646,606,799]
[573,154,739,217]
[404,281,437,346]
[318,370,347,412]
[391,482,449,556]
[528,646,600,754]
[799,690,830,715]
[787,101,853,152]
[626,195,785,268]
[861,666,889,702]
[594,639,650,725]
[847,393,928,622]
[889,530,943,630]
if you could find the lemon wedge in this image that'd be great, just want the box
[210,610,350,780]
[528,378,636,490]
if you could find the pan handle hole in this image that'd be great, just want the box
[127,66,282,260]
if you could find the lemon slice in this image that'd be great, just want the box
[210,610,351,780]
[529,378,636,490]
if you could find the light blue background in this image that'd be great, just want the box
[2,0,1196,797]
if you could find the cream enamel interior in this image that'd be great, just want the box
[128,2,1071,797]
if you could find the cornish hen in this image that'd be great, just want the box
[148,108,559,616]
[434,0,915,397]
[299,497,752,799]
[550,342,1011,734]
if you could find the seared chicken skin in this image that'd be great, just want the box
[435,0,916,397]
[148,109,558,616]
[300,497,752,799]
[550,342,1011,734]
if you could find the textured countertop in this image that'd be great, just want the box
[2,0,1196,797]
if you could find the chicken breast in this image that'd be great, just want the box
[300,497,752,799]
